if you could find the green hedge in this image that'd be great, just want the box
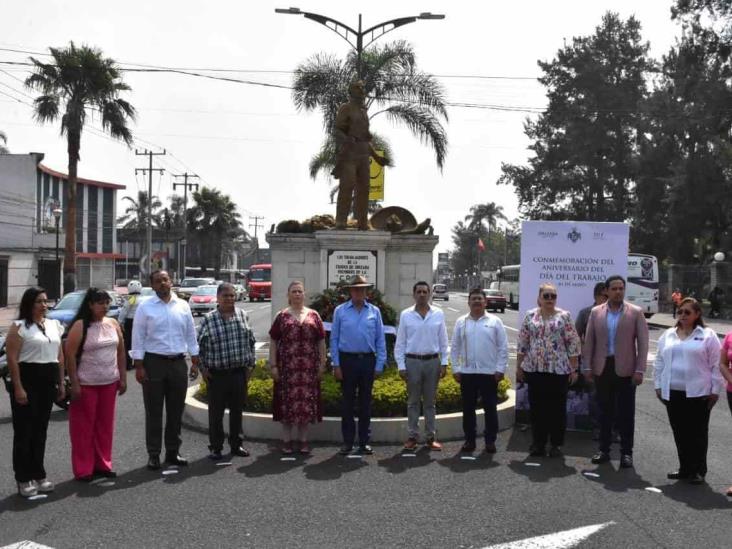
[196,359,511,418]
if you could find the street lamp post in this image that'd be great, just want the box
[52,207,62,263]
[52,207,62,301]
[275,7,444,79]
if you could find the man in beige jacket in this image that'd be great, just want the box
[582,275,649,468]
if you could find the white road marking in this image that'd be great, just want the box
[280,457,296,462]
[460,456,477,461]
[401,453,417,458]
[504,326,518,332]
[645,487,662,493]
[162,469,179,476]
[582,472,600,478]
[255,342,268,350]
[1,542,56,549]
[448,307,460,312]
[216,462,233,466]
[524,462,541,467]
[482,522,614,549]
[257,305,269,311]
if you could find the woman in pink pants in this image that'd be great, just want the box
[65,288,127,481]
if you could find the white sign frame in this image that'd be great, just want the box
[327,250,378,289]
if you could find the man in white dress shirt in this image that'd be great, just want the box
[131,270,199,470]
[395,281,449,450]
[450,288,509,453]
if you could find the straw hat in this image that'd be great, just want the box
[343,275,373,288]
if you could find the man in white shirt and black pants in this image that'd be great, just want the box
[131,270,200,470]
[395,281,449,451]
[450,288,509,453]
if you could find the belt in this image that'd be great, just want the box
[145,352,185,361]
[340,351,375,359]
[405,353,439,360]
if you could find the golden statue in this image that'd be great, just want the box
[332,80,385,230]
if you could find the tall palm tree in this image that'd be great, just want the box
[0,130,9,153]
[188,187,243,277]
[25,41,136,293]
[465,202,507,271]
[292,40,448,181]
[117,190,162,263]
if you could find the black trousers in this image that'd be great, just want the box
[123,319,134,369]
[595,358,636,455]
[460,374,498,444]
[340,352,376,446]
[526,372,569,448]
[141,354,188,457]
[207,368,248,451]
[666,390,711,477]
[10,362,58,482]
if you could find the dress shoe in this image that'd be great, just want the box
[548,446,563,458]
[667,471,688,480]
[231,446,250,457]
[17,481,38,498]
[165,454,189,467]
[484,443,497,454]
[403,437,418,451]
[35,478,55,492]
[358,445,374,455]
[147,455,161,470]
[93,470,117,479]
[338,445,353,456]
[461,441,476,453]
[208,450,223,461]
[687,473,705,485]
[620,454,633,468]
[591,452,611,464]
[529,445,545,457]
[425,438,443,451]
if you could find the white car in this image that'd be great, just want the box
[189,285,219,316]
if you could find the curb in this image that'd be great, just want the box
[183,385,516,443]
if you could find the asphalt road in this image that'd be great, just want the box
[0,294,728,549]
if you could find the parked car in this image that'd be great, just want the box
[189,285,219,316]
[432,283,449,301]
[47,290,122,330]
[175,277,215,300]
[484,289,507,313]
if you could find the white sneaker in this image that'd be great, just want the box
[36,478,54,492]
[17,481,38,498]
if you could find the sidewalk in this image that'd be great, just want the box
[0,306,17,332]
[648,312,732,337]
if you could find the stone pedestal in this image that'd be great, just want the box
[266,230,439,318]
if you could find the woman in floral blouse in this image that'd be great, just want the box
[517,283,581,458]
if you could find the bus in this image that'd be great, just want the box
[494,264,520,309]
[626,253,659,318]
[247,263,272,301]
[494,254,659,316]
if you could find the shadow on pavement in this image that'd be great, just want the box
[436,450,500,473]
[302,453,368,480]
[377,447,434,474]
[237,447,306,478]
[577,463,653,493]
[507,457,576,482]
[659,482,732,510]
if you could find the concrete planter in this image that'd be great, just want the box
[183,385,515,443]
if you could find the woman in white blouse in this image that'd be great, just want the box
[654,297,723,485]
[5,287,65,498]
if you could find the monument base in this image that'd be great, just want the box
[266,230,439,317]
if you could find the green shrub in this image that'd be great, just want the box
[194,361,512,417]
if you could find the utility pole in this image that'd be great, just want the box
[135,149,166,279]
[249,215,264,245]
[172,173,199,281]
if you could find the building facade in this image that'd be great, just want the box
[0,153,124,306]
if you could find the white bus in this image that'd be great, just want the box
[494,254,659,316]
[626,253,659,318]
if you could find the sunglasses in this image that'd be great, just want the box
[542,293,557,300]
[677,309,694,316]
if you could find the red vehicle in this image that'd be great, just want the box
[247,263,272,301]
[484,289,507,313]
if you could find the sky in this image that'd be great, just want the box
[0,0,683,256]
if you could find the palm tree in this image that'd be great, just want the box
[25,42,135,293]
[0,130,9,153]
[292,40,448,181]
[465,202,507,271]
[117,190,162,263]
[188,187,243,277]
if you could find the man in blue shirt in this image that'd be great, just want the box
[330,275,386,455]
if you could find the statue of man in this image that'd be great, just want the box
[333,80,385,230]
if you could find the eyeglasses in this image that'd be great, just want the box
[678,309,694,316]
[542,293,557,300]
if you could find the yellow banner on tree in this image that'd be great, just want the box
[369,150,385,201]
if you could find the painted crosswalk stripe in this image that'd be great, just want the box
[482,522,614,549]
[1,543,56,549]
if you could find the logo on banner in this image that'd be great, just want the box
[538,230,558,239]
[567,227,582,243]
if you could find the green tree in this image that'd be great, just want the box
[188,187,243,277]
[292,40,448,182]
[499,13,652,222]
[25,42,135,293]
[117,190,162,263]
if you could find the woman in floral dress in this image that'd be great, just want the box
[516,283,581,458]
[268,281,326,454]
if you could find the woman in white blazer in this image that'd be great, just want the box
[654,298,723,485]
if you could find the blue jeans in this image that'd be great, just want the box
[339,352,376,447]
